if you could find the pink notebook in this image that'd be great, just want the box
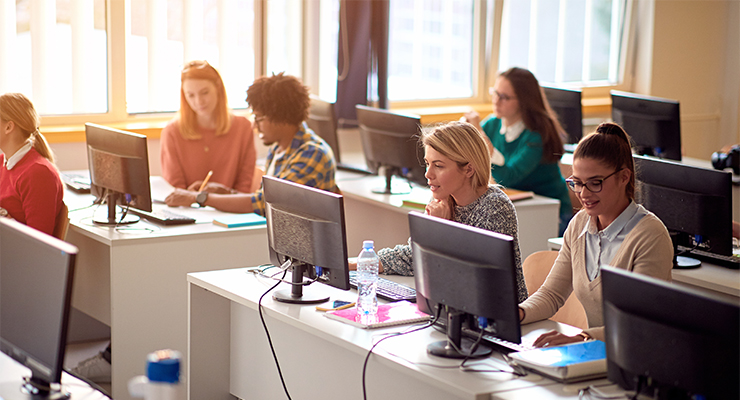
[324,301,431,329]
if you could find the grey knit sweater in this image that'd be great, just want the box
[378,185,528,303]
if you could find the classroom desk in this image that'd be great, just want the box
[547,237,740,300]
[187,267,595,400]
[0,351,109,400]
[63,178,270,400]
[337,171,561,259]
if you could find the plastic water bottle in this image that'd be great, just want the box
[128,349,182,400]
[356,240,379,315]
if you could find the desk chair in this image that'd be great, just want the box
[53,202,70,240]
[307,95,341,164]
[522,250,588,330]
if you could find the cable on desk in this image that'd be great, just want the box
[257,261,293,400]
[361,306,441,400]
[63,369,112,398]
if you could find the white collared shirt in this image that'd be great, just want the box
[4,142,33,170]
[580,201,648,281]
[491,120,526,166]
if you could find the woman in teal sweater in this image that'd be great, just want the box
[465,67,572,235]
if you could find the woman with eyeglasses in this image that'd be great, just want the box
[160,60,258,195]
[464,67,572,235]
[518,122,673,347]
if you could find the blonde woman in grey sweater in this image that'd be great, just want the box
[520,122,673,346]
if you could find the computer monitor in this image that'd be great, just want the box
[410,212,520,359]
[307,95,341,164]
[611,90,682,161]
[263,175,350,304]
[85,123,152,226]
[355,105,426,194]
[634,155,733,266]
[542,86,582,145]
[0,218,77,400]
[602,266,739,400]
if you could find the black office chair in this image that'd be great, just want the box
[307,94,341,164]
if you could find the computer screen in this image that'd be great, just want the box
[542,86,582,145]
[0,218,77,399]
[355,105,426,194]
[263,175,350,304]
[611,90,682,161]
[85,123,152,226]
[410,212,520,359]
[602,266,739,400]
[634,155,733,263]
[307,95,341,165]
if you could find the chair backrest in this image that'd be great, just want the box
[522,250,588,330]
[307,95,341,163]
[52,202,70,240]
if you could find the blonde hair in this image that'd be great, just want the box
[420,121,490,190]
[0,93,55,164]
[178,60,231,139]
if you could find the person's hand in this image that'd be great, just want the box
[165,188,197,207]
[426,198,452,220]
[532,330,585,348]
[187,181,233,194]
[462,110,481,128]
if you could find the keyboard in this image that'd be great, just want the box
[464,327,535,354]
[677,245,740,270]
[128,208,196,226]
[348,271,417,302]
[61,172,92,193]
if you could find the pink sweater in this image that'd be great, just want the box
[160,116,256,192]
[0,148,63,236]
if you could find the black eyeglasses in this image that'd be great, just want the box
[565,169,622,193]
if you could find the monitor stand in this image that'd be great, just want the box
[427,310,492,359]
[0,377,70,400]
[272,261,330,304]
[92,192,140,226]
[674,255,701,269]
[372,166,412,195]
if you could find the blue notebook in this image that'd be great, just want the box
[213,213,266,228]
[506,340,607,383]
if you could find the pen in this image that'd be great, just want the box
[198,170,213,192]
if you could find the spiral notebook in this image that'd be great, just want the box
[324,300,431,329]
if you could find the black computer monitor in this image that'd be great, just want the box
[542,86,582,145]
[263,175,350,304]
[0,218,77,400]
[85,123,152,226]
[611,90,682,161]
[307,95,341,164]
[355,105,426,194]
[410,212,520,359]
[634,155,733,266]
[602,266,739,400]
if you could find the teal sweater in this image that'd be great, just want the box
[482,116,572,217]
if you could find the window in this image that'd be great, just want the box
[1,0,107,115]
[498,0,627,86]
[388,0,476,101]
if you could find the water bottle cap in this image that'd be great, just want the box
[362,240,374,249]
[146,349,181,383]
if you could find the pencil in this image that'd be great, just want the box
[315,302,356,312]
[198,170,213,192]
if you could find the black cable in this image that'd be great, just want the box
[62,369,113,398]
[361,307,441,400]
[258,269,293,400]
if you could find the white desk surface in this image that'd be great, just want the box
[0,352,108,399]
[188,267,591,400]
[63,175,270,400]
[547,237,740,299]
[336,170,561,259]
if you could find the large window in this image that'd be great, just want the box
[498,0,627,86]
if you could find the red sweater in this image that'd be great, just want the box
[160,116,257,192]
[0,148,63,236]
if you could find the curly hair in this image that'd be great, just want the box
[246,73,310,125]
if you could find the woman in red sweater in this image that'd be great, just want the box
[0,93,63,236]
[160,60,257,195]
